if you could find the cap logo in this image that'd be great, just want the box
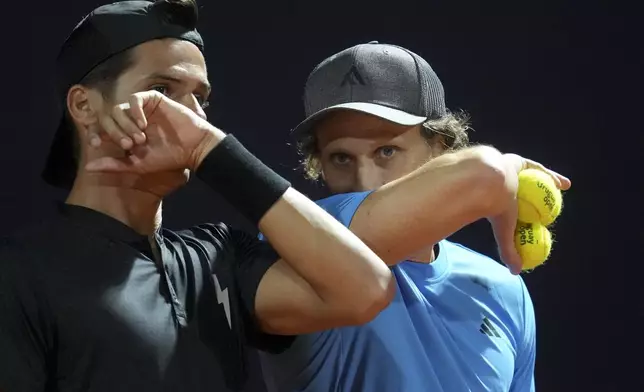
[340,65,365,87]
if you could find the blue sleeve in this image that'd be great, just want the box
[259,191,373,241]
[509,279,536,392]
[314,191,373,227]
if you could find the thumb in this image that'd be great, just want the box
[499,236,523,275]
[490,209,523,275]
[85,156,137,173]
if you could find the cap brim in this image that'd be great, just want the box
[291,102,427,136]
[41,116,77,190]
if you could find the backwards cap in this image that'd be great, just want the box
[43,0,204,189]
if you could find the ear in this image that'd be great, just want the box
[427,133,448,157]
[66,85,103,131]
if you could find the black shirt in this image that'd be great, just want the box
[0,202,292,392]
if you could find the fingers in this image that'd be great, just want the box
[86,123,102,148]
[500,240,523,276]
[490,206,523,275]
[112,103,146,145]
[550,170,571,191]
[100,115,134,150]
[128,94,148,130]
[85,146,146,173]
[88,91,163,150]
[524,158,571,191]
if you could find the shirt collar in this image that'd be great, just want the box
[59,203,154,246]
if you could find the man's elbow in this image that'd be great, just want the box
[342,274,395,325]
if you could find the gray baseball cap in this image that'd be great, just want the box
[292,41,446,136]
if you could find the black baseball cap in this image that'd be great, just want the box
[42,0,204,189]
[292,41,446,136]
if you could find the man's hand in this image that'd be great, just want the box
[85,91,226,174]
[489,154,571,274]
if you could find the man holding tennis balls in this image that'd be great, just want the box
[259,41,571,392]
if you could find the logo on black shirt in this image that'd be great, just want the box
[213,274,232,330]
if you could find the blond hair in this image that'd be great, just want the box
[297,110,472,181]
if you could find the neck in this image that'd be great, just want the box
[407,244,437,264]
[66,178,163,235]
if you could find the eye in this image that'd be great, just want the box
[150,84,170,96]
[330,152,352,166]
[376,146,399,159]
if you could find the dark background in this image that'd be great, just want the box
[1,0,641,391]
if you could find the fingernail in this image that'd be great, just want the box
[90,137,101,147]
[137,120,146,129]
[121,138,132,149]
[135,132,146,144]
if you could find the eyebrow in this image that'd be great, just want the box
[146,72,211,94]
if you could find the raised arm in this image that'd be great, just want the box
[347,145,511,265]
[194,136,394,335]
[86,91,395,336]
[251,188,394,335]
[347,146,569,270]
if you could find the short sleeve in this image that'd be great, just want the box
[315,191,373,227]
[0,241,50,392]
[509,278,536,392]
[257,192,373,243]
[229,229,295,354]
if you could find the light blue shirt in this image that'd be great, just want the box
[260,191,536,392]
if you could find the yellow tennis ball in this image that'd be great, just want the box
[514,221,552,270]
[517,169,562,226]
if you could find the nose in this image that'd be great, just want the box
[354,159,384,192]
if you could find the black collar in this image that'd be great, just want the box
[59,203,156,250]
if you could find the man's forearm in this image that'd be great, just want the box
[258,188,394,321]
[195,131,394,323]
[349,145,512,265]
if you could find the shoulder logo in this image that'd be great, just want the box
[340,65,366,87]
[470,276,490,291]
[213,274,232,330]
[479,316,501,338]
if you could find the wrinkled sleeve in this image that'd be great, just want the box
[230,229,295,353]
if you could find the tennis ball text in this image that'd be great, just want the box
[518,225,534,246]
[537,182,555,212]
